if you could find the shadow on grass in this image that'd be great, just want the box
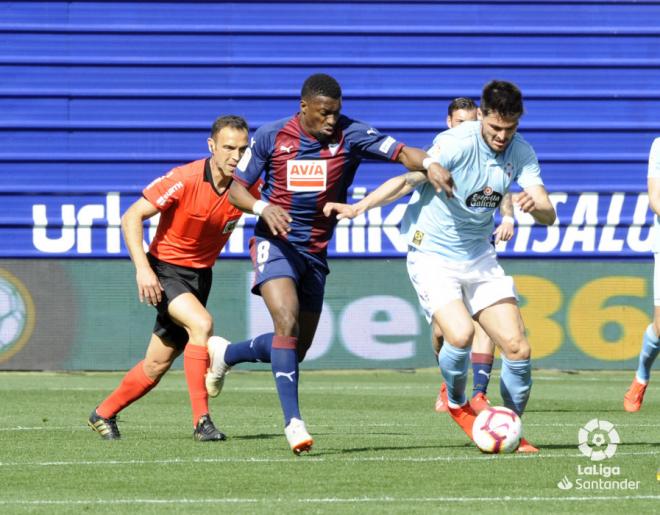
[315,443,474,456]
[231,433,281,441]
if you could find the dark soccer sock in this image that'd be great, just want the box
[438,342,470,407]
[271,335,300,426]
[97,360,157,419]
[471,352,494,396]
[183,344,210,427]
[224,333,274,366]
[636,324,660,383]
[500,357,532,416]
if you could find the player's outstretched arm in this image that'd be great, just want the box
[514,185,556,226]
[324,171,427,220]
[396,145,454,197]
[493,193,515,243]
[648,178,660,216]
[229,180,291,236]
[121,197,163,305]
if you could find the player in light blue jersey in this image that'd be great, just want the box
[624,137,660,412]
[325,81,556,453]
[432,97,515,415]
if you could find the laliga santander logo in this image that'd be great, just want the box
[578,418,620,461]
[555,418,640,491]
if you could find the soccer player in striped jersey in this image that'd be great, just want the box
[624,136,660,412]
[205,73,453,454]
[88,115,259,441]
[325,81,555,453]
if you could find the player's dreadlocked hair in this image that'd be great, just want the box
[480,80,524,118]
[447,97,477,116]
[301,73,342,100]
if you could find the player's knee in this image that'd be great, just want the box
[188,314,214,342]
[502,336,530,361]
[447,325,474,349]
[198,315,214,337]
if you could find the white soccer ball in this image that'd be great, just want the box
[472,406,522,454]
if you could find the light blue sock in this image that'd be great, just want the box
[438,343,470,406]
[636,324,660,383]
[500,357,532,416]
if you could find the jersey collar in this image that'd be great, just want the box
[204,158,231,197]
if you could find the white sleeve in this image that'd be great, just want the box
[648,138,660,178]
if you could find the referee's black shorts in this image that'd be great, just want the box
[147,253,212,349]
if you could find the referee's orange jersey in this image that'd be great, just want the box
[143,158,260,268]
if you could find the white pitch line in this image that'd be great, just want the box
[1,422,657,432]
[0,495,658,506]
[0,450,657,468]
[24,375,623,393]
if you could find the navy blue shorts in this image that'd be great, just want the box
[249,236,328,313]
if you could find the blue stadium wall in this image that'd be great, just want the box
[1,1,659,370]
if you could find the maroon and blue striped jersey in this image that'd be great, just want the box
[233,113,404,257]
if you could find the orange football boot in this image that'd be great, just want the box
[469,392,492,414]
[435,382,449,413]
[516,437,539,453]
[624,378,648,413]
[447,402,477,440]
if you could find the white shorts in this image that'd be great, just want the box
[406,246,517,323]
[654,253,660,306]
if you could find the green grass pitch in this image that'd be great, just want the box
[0,369,657,514]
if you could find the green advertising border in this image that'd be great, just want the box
[0,259,653,371]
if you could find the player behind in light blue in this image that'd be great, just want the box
[624,137,660,412]
[325,80,556,452]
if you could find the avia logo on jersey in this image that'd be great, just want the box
[466,187,503,211]
[287,160,327,192]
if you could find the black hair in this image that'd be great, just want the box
[210,115,249,138]
[301,73,342,100]
[447,97,477,116]
[480,80,524,118]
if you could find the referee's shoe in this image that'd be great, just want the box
[193,414,226,442]
[88,408,121,440]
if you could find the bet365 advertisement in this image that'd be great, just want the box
[0,259,652,370]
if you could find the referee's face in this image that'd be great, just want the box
[479,110,519,153]
[208,127,249,178]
